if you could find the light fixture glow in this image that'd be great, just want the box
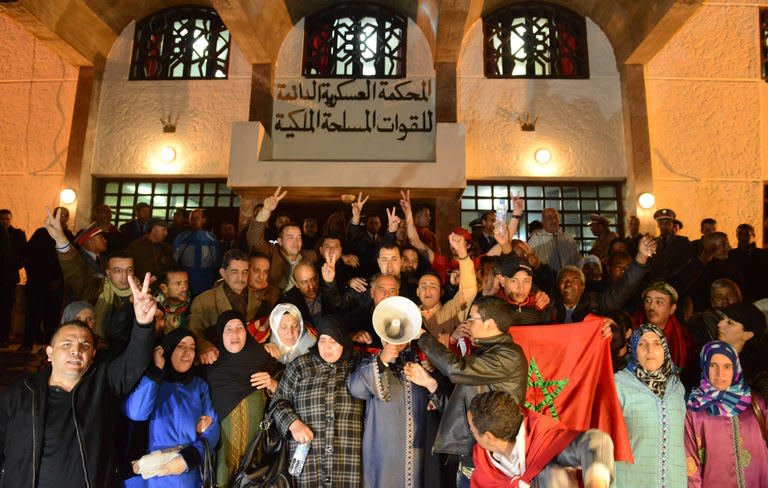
[534,148,551,165]
[638,192,656,209]
[160,146,176,162]
[60,188,77,204]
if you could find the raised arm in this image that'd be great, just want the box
[45,208,102,302]
[449,233,477,307]
[107,272,157,395]
[400,190,435,262]
[247,186,287,251]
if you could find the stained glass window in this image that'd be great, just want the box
[303,3,407,78]
[483,3,588,79]
[130,7,230,80]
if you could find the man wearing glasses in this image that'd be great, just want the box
[417,295,528,488]
[45,209,137,355]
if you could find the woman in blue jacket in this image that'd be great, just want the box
[124,328,219,487]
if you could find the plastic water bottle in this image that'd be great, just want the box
[495,200,507,225]
[289,443,310,476]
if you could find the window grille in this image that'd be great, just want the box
[130,6,230,80]
[483,2,588,79]
[303,3,407,78]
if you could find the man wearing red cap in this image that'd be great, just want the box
[74,222,107,278]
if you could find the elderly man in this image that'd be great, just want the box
[417,296,528,487]
[246,187,316,291]
[173,209,220,297]
[468,391,614,488]
[587,214,618,261]
[345,273,401,349]
[554,235,653,323]
[280,261,325,327]
[0,272,156,487]
[128,218,173,280]
[527,208,581,272]
[189,249,275,363]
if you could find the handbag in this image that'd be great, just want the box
[230,405,293,488]
[201,437,217,488]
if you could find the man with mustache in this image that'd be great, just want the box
[189,249,269,364]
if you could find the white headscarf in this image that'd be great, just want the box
[268,303,316,363]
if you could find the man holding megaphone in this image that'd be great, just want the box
[348,294,445,488]
[416,295,528,488]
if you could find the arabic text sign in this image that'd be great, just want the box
[272,77,435,161]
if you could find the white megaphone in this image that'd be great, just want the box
[372,296,423,345]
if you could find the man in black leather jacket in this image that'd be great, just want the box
[417,295,527,487]
[0,264,156,488]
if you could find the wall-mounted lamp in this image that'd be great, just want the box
[160,146,176,162]
[534,148,551,165]
[638,192,656,209]
[60,188,77,204]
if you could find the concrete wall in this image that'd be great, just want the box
[0,14,78,233]
[91,21,252,178]
[645,1,767,243]
[457,17,626,183]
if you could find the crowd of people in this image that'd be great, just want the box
[0,188,767,487]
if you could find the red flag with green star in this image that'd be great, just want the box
[508,314,633,462]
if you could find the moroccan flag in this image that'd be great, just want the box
[508,314,633,462]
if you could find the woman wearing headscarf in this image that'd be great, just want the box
[270,316,364,488]
[205,310,282,486]
[123,328,220,487]
[685,341,768,487]
[265,303,317,364]
[61,300,95,328]
[613,324,686,488]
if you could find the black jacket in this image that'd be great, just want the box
[0,321,154,488]
[418,331,527,458]
[554,260,649,323]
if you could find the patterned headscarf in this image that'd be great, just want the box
[687,341,752,417]
[626,324,675,398]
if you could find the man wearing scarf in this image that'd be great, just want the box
[468,391,614,488]
[155,267,191,334]
[685,341,768,487]
[205,310,281,485]
[632,282,692,373]
[46,208,138,354]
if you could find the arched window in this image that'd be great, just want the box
[303,3,407,78]
[483,2,588,79]
[130,6,230,80]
